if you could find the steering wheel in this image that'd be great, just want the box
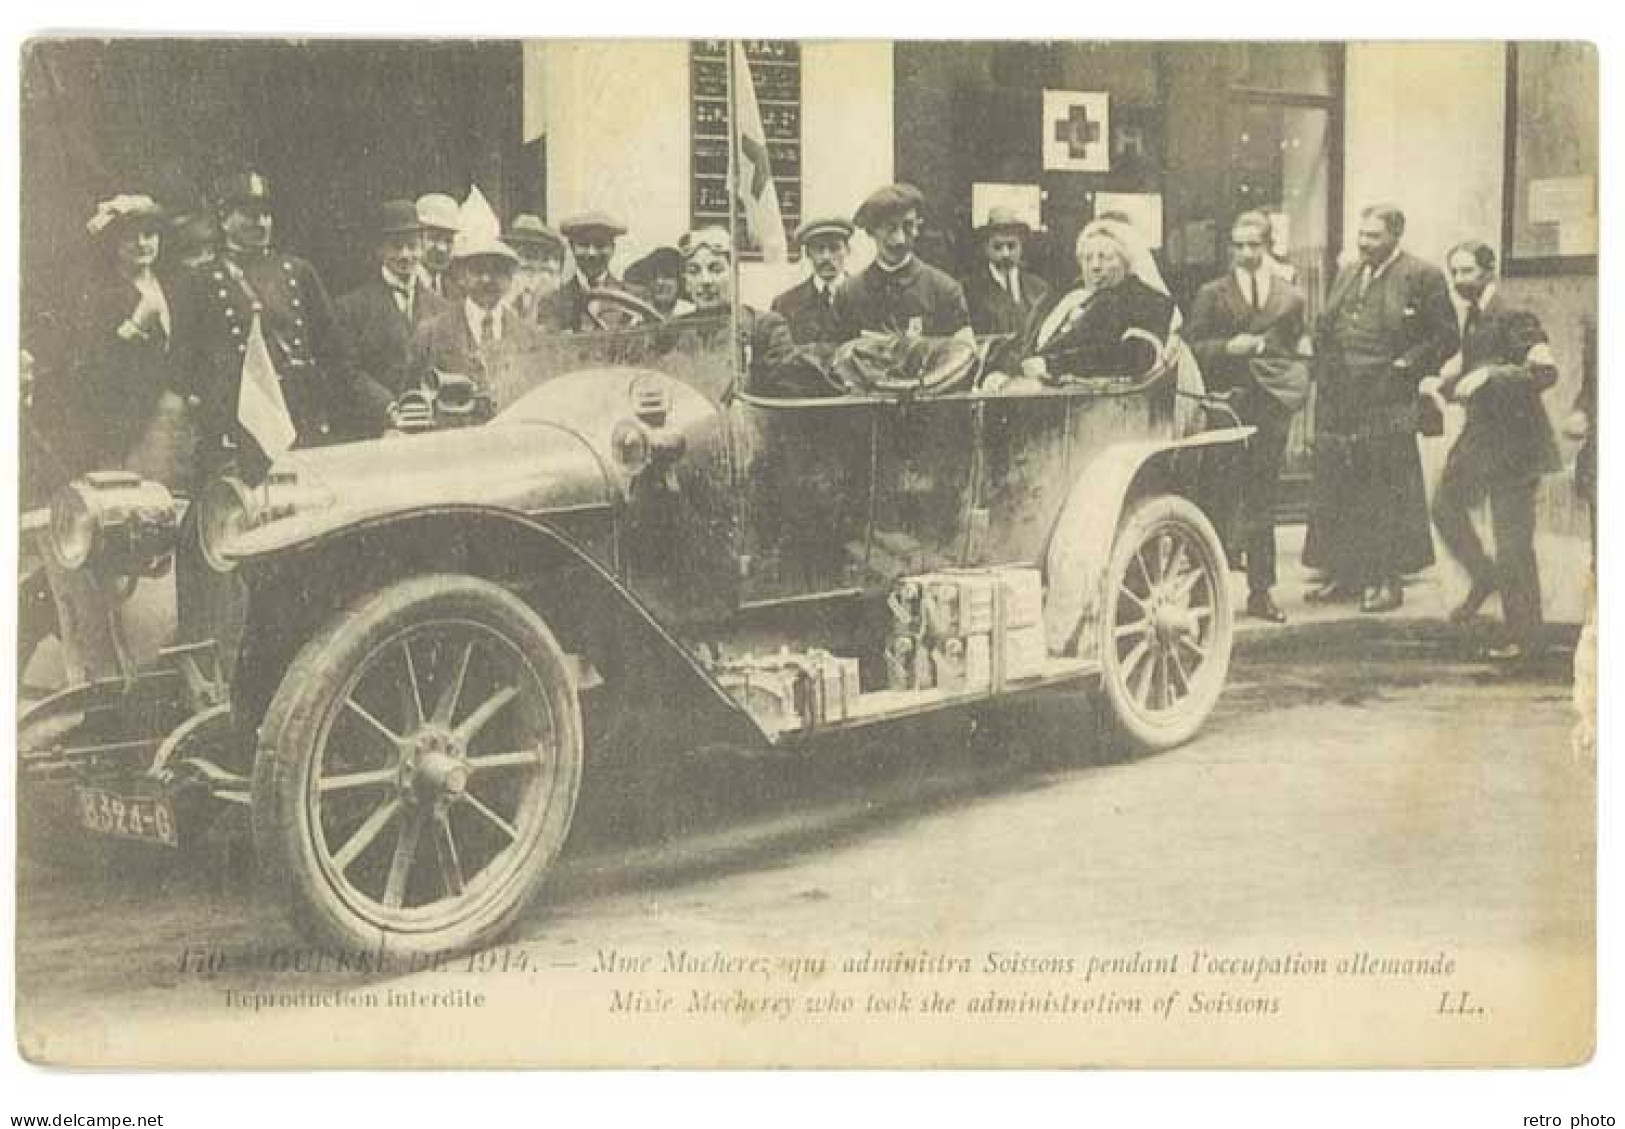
[583,288,665,332]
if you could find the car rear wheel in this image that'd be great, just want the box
[252,574,582,958]
[1098,494,1232,752]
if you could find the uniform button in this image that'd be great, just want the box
[237,344,247,354]
[217,289,229,299]
[291,337,304,347]
[293,316,305,328]
[291,298,302,308]
[230,325,242,336]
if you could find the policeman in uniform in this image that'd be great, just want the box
[172,170,354,473]
[771,216,853,345]
[834,184,971,343]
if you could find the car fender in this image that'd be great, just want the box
[231,505,772,756]
[1042,426,1253,659]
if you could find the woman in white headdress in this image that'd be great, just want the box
[1020,217,1178,379]
[1020,215,1206,429]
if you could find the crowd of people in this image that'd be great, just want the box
[23,168,1585,661]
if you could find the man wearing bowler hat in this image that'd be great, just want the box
[962,206,1050,372]
[335,198,451,435]
[834,183,971,344]
[171,169,354,468]
[771,216,853,345]
[539,210,630,332]
[505,214,567,324]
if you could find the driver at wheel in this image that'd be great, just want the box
[537,211,630,333]
[670,227,798,396]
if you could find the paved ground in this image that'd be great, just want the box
[16,607,1592,1066]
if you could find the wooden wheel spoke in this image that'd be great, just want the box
[383,808,427,908]
[330,797,401,873]
[344,697,402,749]
[319,767,398,794]
[466,748,541,773]
[454,684,519,747]
[1168,647,1192,698]
[433,641,475,726]
[1177,633,1209,661]
[1133,548,1155,590]
[1130,644,1158,706]
[1115,616,1151,640]
[400,641,426,731]
[433,812,465,897]
[463,791,519,843]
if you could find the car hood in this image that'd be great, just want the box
[224,420,615,560]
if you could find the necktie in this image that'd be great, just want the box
[392,284,413,322]
[480,311,496,347]
[1462,301,1480,349]
[1356,265,1372,302]
[1006,269,1021,306]
[1248,271,1261,312]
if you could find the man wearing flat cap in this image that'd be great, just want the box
[771,216,852,345]
[835,183,971,344]
[412,233,542,392]
[505,214,567,325]
[962,207,1050,372]
[539,210,630,332]
[416,192,461,299]
[335,199,451,435]
[171,169,355,468]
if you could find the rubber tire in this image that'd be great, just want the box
[252,574,583,959]
[1097,494,1233,753]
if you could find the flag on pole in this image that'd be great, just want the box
[731,42,788,262]
[237,314,296,464]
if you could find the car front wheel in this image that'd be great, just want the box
[252,574,582,958]
[1098,494,1233,752]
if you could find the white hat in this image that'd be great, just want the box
[416,193,460,233]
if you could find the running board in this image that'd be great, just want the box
[772,656,1101,746]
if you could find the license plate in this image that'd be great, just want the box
[74,786,179,848]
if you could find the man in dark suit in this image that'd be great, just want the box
[335,199,451,436]
[1431,241,1561,660]
[412,234,543,405]
[771,216,853,345]
[834,184,972,344]
[961,206,1049,374]
[1187,211,1309,623]
[1302,204,1459,613]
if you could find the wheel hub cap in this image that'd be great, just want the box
[400,729,469,802]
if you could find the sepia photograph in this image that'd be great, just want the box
[10,33,1601,1076]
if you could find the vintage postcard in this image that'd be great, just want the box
[13,38,1597,1068]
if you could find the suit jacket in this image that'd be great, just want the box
[412,304,546,398]
[963,265,1050,374]
[1318,250,1458,378]
[335,275,452,432]
[771,276,844,345]
[1441,291,1561,481]
[963,265,1050,338]
[534,274,628,333]
[1187,271,1309,409]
